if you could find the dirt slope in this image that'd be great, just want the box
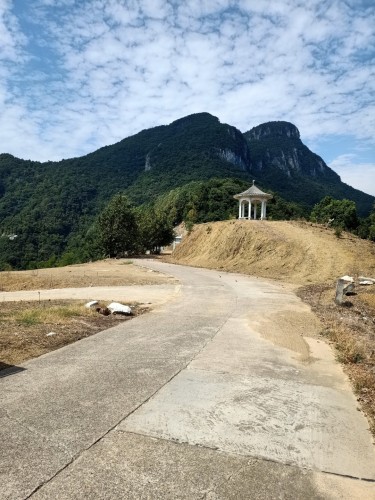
[169,220,375,285]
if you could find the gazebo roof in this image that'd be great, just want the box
[233,181,273,200]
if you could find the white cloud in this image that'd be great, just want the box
[329,154,375,197]
[0,0,373,173]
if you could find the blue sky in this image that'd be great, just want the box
[0,0,374,196]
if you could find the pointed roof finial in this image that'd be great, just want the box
[252,179,255,185]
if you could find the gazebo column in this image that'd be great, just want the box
[261,201,265,220]
[248,200,252,220]
[253,202,257,220]
[238,200,242,219]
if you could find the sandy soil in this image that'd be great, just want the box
[168,220,375,285]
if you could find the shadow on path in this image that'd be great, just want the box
[0,362,26,378]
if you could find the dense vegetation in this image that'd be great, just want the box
[0,113,373,269]
[310,197,375,240]
[96,194,174,257]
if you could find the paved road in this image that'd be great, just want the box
[0,284,180,304]
[1,261,374,499]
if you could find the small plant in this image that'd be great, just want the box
[206,225,212,234]
[17,310,41,326]
[185,220,194,234]
[334,225,343,238]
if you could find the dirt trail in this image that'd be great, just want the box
[169,220,375,285]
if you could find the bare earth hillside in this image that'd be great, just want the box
[169,220,375,285]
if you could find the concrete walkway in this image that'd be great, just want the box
[0,284,180,304]
[1,261,374,499]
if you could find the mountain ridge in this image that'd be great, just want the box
[0,112,373,270]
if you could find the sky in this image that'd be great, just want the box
[0,0,374,196]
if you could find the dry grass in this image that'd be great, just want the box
[0,258,175,292]
[14,304,91,326]
[298,285,375,435]
[0,300,148,369]
[361,293,375,310]
[169,220,375,285]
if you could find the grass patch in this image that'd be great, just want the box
[15,304,93,326]
[0,299,146,368]
[17,310,41,326]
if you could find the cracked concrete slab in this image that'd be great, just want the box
[121,368,374,478]
[31,431,330,500]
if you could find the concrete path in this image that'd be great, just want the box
[1,261,374,499]
[0,284,180,304]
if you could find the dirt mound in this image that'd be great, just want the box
[169,220,375,285]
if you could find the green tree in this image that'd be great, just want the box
[137,206,174,254]
[310,196,359,230]
[98,194,138,257]
[357,202,375,241]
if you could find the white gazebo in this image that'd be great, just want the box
[234,181,273,220]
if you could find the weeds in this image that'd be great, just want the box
[18,310,40,326]
[334,225,343,238]
[326,322,366,364]
[14,304,93,326]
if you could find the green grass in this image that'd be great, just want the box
[15,304,91,326]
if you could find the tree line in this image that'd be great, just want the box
[0,179,373,269]
[79,182,375,261]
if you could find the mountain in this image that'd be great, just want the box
[0,112,373,269]
[244,121,372,215]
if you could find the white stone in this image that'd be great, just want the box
[359,276,375,284]
[335,278,355,304]
[85,300,99,308]
[107,302,132,315]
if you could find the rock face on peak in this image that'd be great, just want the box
[243,120,373,214]
[244,120,338,181]
[247,121,300,140]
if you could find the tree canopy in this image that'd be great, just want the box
[310,196,359,230]
[98,194,138,257]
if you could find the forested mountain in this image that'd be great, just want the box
[0,112,373,269]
